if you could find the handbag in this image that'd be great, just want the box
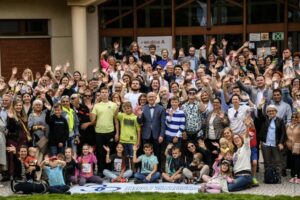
[292,143,300,155]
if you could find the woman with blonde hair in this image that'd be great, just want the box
[6,98,31,177]
[22,68,34,87]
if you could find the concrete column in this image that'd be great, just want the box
[71,5,87,74]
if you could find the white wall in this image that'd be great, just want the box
[0,0,73,68]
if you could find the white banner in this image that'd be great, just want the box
[137,36,172,57]
[70,183,199,194]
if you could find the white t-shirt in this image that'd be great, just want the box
[124,92,141,109]
[228,105,253,134]
[232,137,251,174]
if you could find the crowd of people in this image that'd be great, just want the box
[0,38,300,195]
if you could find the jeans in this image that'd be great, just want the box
[134,172,161,183]
[103,169,133,179]
[67,135,77,155]
[228,175,252,192]
[49,146,65,156]
[123,143,134,157]
[48,185,70,194]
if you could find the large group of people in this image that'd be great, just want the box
[0,38,300,195]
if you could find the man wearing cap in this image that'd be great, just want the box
[258,104,286,183]
[181,88,203,141]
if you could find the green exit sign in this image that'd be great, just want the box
[272,32,284,41]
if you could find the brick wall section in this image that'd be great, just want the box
[0,38,51,79]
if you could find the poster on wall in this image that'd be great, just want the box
[137,36,172,57]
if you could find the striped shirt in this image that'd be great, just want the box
[165,108,185,137]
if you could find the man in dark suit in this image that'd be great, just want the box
[141,44,162,69]
[137,92,166,169]
[258,105,286,183]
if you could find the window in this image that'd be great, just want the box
[101,36,133,53]
[288,0,300,22]
[99,0,133,28]
[248,0,284,24]
[211,0,243,25]
[288,32,300,52]
[0,19,48,36]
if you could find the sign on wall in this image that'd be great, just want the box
[249,33,261,41]
[260,33,269,41]
[272,32,284,41]
[137,36,172,57]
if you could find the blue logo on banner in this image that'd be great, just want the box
[80,184,121,193]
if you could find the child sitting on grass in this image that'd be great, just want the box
[63,147,80,186]
[162,144,185,183]
[41,155,70,194]
[76,144,103,186]
[133,143,160,184]
[199,159,234,193]
[103,143,133,183]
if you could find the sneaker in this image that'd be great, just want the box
[11,180,17,193]
[289,178,296,183]
[252,177,259,186]
[134,179,143,184]
[111,178,119,183]
[120,178,128,183]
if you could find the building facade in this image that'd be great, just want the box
[0,0,300,78]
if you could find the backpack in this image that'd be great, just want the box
[264,167,280,184]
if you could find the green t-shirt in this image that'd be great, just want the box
[118,112,140,144]
[138,154,158,174]
[92,101,117,133]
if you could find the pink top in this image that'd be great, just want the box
[100,59,109,71]
[212,159,234,183]
[77,153,97,178]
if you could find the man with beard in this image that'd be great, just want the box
[184,46,200,71]
[124,78,142,109]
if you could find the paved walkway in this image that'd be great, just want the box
[0,170,299,197]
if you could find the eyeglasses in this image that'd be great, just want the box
[84,95,92,97]
[234,111,239,118]
[267,110,276,113]
[157,68,162,70]
[188,145,195,149]
[188,92,196,95]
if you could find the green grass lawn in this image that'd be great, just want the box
[0,193,299,200]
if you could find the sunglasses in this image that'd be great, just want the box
[84,95,92,97]
[188,145,195,149]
